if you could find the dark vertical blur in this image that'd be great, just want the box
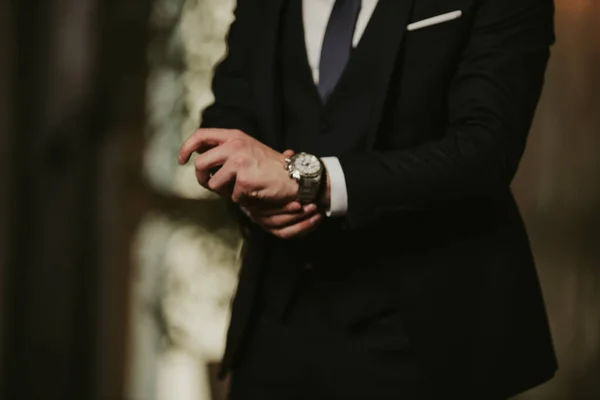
[0,0,12,393]
[1,1,152,400]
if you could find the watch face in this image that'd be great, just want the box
[293,153,321,176]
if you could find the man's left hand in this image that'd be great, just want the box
[179,128,298,206]
[246,202,324,239]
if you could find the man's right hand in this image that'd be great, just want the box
[244,149,324,239]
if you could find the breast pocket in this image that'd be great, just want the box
[402,9,471,74]
[405,10,467,46]
[407,10,463,32]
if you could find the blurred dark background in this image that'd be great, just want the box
[1,1,599,399]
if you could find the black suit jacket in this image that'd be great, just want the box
[201,0,558,397]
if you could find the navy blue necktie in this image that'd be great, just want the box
[318,0,362,103]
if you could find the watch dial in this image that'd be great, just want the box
[294,153,321,175]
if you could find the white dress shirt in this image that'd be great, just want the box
[303,0,379,217]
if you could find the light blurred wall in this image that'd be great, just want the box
[127,1,240,400]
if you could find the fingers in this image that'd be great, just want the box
[248,201,303,216]
[252,204,318,229]
[283,149,295,158]
[179,128,244,164]
[231,174,251,204]
[269,213,324,240]
[207,163,237,197]
[193,143,238,187]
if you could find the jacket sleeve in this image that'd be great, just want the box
[338,0,555,229]
[200,0,257,227]
[200,0,257,136]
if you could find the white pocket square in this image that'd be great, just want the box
[407,10,463,31]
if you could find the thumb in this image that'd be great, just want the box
[283,149,295,158]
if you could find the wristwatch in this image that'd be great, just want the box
[285,152,323,203]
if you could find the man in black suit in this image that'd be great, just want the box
[179,0,557,398]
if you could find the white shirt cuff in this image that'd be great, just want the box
[321,157,348,217]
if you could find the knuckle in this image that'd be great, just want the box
[279,230,292,240]
[236,174,252,190]
[194,171,205,184]
[269,216,283,226]
[235,177,247,190]
[230,137,247,150]
[187,131,200,145]
[232,155,248,168]
[263,219,275,229]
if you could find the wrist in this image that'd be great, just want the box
[318,162,331,209]
[285,152,323,204]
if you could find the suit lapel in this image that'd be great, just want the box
[253,0,286,150]
[327,0,417,149]
[255,0,417,150]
